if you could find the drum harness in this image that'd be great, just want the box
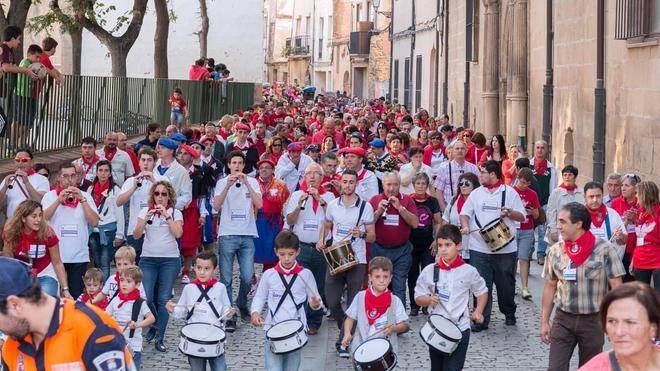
[186,284,223,323]
[270,273,305,319]
[350,199,367,243]
[473,187,506,233]
[128,298,144,339]
[432,264,465,330]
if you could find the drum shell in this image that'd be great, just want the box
[479,218,515,252]
[352,338,397,371]
[266,320,309,354]
[419,315,462,355]
[178,322,226,358]
[323,240,358,276]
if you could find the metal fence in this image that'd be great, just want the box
[0,73,255,159]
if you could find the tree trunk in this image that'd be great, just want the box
[1,0,33,61]
[154,0,169,78]
[198,0,209,58]
[70,27,83,75]
[110,45,128,78]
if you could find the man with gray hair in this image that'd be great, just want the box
[604,172,622,207]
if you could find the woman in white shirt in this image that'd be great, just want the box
[399,147,434,195]
[86,160,124,280]
[133,180,183,352]
[442,172,481,263]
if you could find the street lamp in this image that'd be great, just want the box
[373,0,380,29]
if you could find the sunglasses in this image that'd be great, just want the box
[272,144,282,147]
[14,158,29,163]
[153,191,169,197]
[459,181,473,187]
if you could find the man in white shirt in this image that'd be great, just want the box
[584,181,627,258]
[117,147,168,259]
[0,148,49,218]
[213,150,263,332]
[275,142,314,193]
[432,140,479,211]
[284,163,336,334]
[154,138,192,210]
[338,147,379,201]
[42,162,100,299]
[318,169,375,357]
[72,136,101,187]
[459,160,526,331]
[96,131,134,187]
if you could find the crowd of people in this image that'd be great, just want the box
[0,81,658,371]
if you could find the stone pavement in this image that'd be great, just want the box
[141,262,587,370]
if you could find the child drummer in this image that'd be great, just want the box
[251,230,323,370]
[341,257,409,354]
[166,251,234,371]
[414,224,488,371]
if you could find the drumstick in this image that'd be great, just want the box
[366,324,394,339]
[297,275,325,310]
[211,309,235,326]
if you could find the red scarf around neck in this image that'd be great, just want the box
[485,180,503,191]
[92,181,110,207]
[300,182,327,212]
[588,204,607,228]
[55,186,79,208]
[412,193,429,202]
[274,262,304,275]
[637,205,660,226]
[559,183,578,192]
[457,194,467,213]
[82,154,100,167]
[117,288,141,308]
[25,167,36,176]
[104,147,117,162]
[437,256,466,271]
[191,278,218,288]
[564,230,596,267]
[534,158,548,176]
[364,287,392,326]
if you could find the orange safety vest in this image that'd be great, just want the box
[1,298,134,371]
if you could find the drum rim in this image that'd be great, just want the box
[269,338,309,355]
[424,314,463,342]
[353,337,393,363]
[179,322,227,344]
[266,319,305,341]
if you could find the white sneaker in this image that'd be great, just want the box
[181,275,190,284]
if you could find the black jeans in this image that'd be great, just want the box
[325,263,365,346]
[298,242,327,329]
[429,329,470,371]
[634,268,660,294]
[64,262,89,299]
[409,243,434,310]
[469,250,517,327]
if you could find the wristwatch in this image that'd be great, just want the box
[79,197,87,203]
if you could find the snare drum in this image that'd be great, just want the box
[178,322,226,358]
[353,338,397,371]
[419,314,463,354]
[479,218,514,252]
[266,319,308,354]
[323,240,358,276]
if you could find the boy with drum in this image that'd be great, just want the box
[340,257,409,367]
[415,225,488,371]
[166,251,234,371]
[251,230,323,370]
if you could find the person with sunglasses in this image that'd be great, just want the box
[442,172,480,265]
[611,173,641,282]
[0,148,50,219]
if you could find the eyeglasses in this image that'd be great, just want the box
[272,144,282,147]
[306,171,323,176]
[459,181,473,187]
[153,191,169,197]
[14,158,29,163]
[60,173,75,179]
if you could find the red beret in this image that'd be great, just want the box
[256,159,276,168]
[235,123,251,132]
[344,147,366,157]
[179,144,200,159]
[200,135,216,143]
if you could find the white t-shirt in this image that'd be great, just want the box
[41,190,99,263]
[590,207,626,258]
[172,282,231,325]
[136,207,183,258]
[214,176,261,237]
[414,262,488,331]
[1,173,50,218]
[120,174,169,236]
[442,198,471,260]
[105,297,152,352]
[101,275,147,301]
[399,162,434,195]
[460,185,527,254]
[284,191,336,244]
[325,196,375,264]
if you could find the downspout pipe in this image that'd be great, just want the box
[442,0,449,115]
[389,0,394,101]
[409,0,416,110]
[542,0,554,153]
[593,0,606,182]
[433,0,441,116]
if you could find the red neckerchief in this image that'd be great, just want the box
[559,183,578,192]
[56,186,79,208]
[457,194,466,213]
[103,147,117,162]
[300,182,327,212]
[485,180,503,191]
[437,256,466,271]
[114,272,121,292]
[563,230,596,267]
[412,193,429,202]
[534,158,548,176]
[218,129,231,140]
[357,167,367,181]
[190,278,218,288]
[233,140,253,151]
[364,286,392,326]
[92,181,110,207]
[637,205,660,226]
[117,288,141,308]
[273,262,304,275]
[588,204,607,228]
[320,175,340,197]
[25,167,36,176]
[81,154,99,178]
[81,291,108,309]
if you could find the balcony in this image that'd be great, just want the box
[349,31,371,56]
[284,35,311,58]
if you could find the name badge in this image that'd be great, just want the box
[482,201,500,212]
[626,223,636,234]
[139,201,148,209]
[60,224,79,238]
[383,214,400,226]
[231,209,247,221]
[563,267,577,281]
[159,218,169,226]
[303,219,319,231]
[437,283,451,302]
[336,224,351,237]
[373,315,388,332]
[637,236,645,246]
[245,192,251,199]
[269,188,278,196]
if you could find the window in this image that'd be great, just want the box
[404,58,410,109]
[415,55,422,111]
[319,17,324,59]
[615,0,660,39]
[466,0,479,61]
[356,4,361,30]
[393,59,399,100]
[367,1,372,23]
[306,16,311,36]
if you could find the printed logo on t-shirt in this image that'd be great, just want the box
[416,205,433,229]
[28,244,47,259]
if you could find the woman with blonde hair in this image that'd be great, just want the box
[259,137,284,165]
[632,180,660,292]
[1,199,71,298]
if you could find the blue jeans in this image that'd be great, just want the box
[516,229,535,261]
[536,205,548,258]
[469,250,517,327]
[133,351,141,370]
[89,229,117,279]
[218,235,255,317]
[264,337,302,371]
[371,241,413,308]
[297,242,326,329]
[139,257,181,340]
[188,355,227,371]
[126,236,145,264]
[38,276,59,297]
[429,329,470,371]
[171,110,184,125]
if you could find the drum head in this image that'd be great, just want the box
[429,315,462,341]
[181,323,225,341]
[353,338,390,363]
[483,217,503,230]
[267,320,303,339]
